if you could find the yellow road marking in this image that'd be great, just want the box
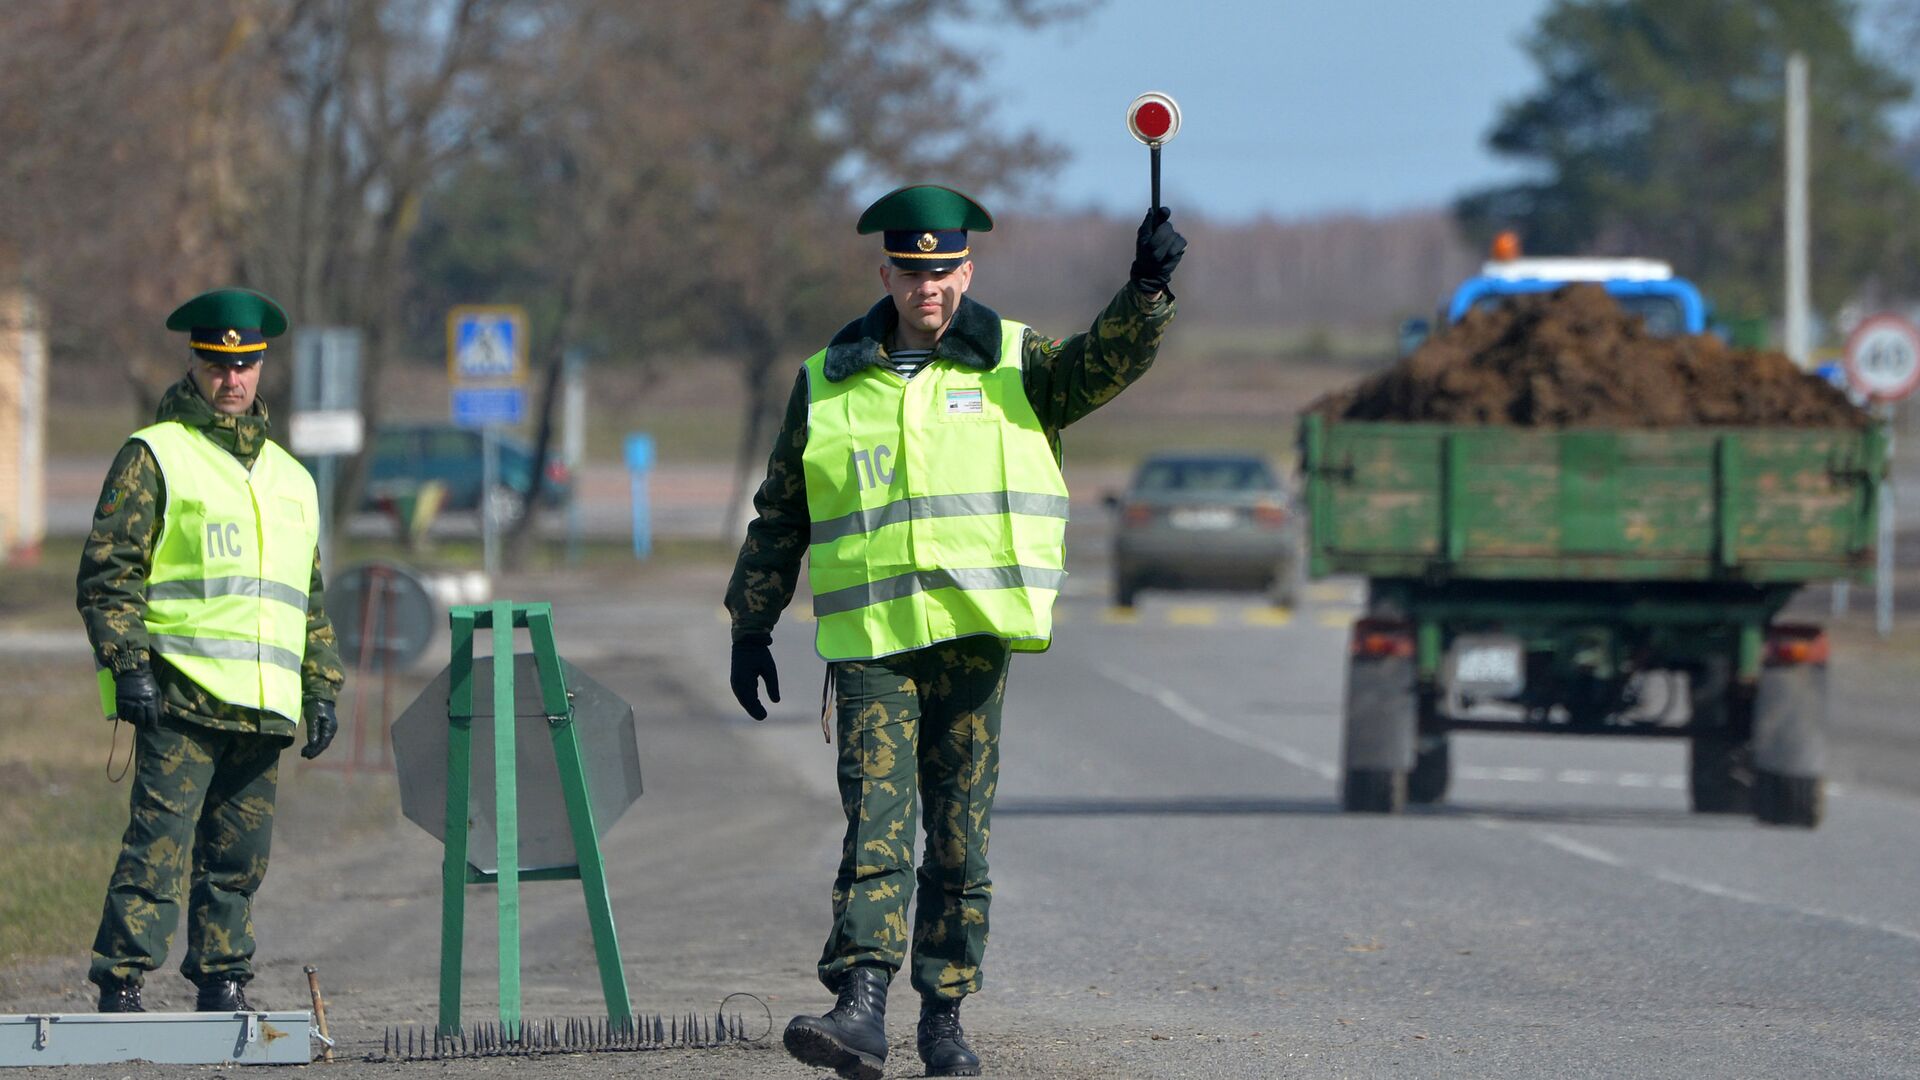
[1101,606,1141,625]
[1167,606,1217,626]
[1317,609,1360,628]
[1308,583,1355,604]
[1243,607,1294,626]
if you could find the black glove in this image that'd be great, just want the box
[301,699,338,760]
[1129,207,1188,297]
[730,634,780,721]
[113,667,163,730]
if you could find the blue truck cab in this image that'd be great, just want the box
[1402,256,1708,355]
[1449,256,1707,334]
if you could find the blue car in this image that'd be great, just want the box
[361,423,571,521]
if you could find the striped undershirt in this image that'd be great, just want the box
[888,347,934,379]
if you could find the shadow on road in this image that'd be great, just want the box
[1413,802,1749,829]
[996,795,1343,817]
[997,794,1754,831]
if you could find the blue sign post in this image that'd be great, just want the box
[624,434,655,560]
[447,306,529,580]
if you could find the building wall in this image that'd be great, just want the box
[0,290,47,563]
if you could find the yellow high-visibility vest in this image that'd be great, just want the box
[95,421,319,722]
[802,319,1069,661]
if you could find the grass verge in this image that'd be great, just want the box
[0,651,398,970]
[0,536,84,629]
[0,654,130,968]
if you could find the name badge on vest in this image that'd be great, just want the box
[945,388,984,416]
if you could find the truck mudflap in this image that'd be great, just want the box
[1750,625,1829,828]
[1341,619,1418,812]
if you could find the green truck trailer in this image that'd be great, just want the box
[1299,414,1886,827]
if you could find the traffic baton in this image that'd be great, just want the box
[1127,91,1182,214]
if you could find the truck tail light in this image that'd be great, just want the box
[1351,618,1414,659]
[1764,624,1829,666]
[1251,503,1288,528]
[1123,503,1155,527]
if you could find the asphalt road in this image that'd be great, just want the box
[6,538,1919,1077]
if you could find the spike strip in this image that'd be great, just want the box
[364,1007,769,1061]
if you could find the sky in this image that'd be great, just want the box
[939,0,1554,222]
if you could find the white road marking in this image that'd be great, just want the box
[1459,765,1690,791]
[1487,820,1920,947]
[1531,830,1627,867]
[1093,660,1339,781]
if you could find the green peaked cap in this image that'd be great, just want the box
[164,288,289,338]
[855,184,994,234]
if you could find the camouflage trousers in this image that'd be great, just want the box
[819,635,1010,1002]
[89,714,281,988]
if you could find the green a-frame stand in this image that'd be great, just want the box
[437,601,631,1037]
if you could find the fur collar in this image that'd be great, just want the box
[821,294,1004,382]
[156,375,271,466]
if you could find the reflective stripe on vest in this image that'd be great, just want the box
[94,422,320,723]
[801,319,1069,661]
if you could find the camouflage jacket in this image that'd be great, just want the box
[76,377,345,739]
[725,281,1174,641]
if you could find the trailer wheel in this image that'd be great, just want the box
[1408,735,1450,805]
[1754,772,1823,828]
[1342,768,1406,813]
[1113,572,1140,609]
[1686,735,1751,814]
[1268,576,1299,610]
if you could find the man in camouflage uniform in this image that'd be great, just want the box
[726,185,1184,1079]
[78,288,344,1014]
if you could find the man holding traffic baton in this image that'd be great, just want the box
[725,182,1185,1078]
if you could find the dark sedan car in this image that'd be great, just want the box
[1108,452,1300,608]
[361,423,571,522]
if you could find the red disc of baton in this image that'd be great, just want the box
[1134,102,1172,141]
[1126,91,1182,146]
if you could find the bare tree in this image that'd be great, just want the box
[0,0,284,412]
[256,0,544,520]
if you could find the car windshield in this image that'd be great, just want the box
[1472,292,1687,335]
[1134,458,1276,494]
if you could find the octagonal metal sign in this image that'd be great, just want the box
[392,653,643,874]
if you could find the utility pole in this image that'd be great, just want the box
[1785,52,1811,369]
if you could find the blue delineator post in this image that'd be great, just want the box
[625,433,655,560]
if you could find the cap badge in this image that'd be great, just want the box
[222,329,242,347]
[916,232,938,253]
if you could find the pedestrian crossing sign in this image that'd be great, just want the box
[447,305,527,384]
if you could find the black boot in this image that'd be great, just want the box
[917,997,981,1077]
[96,977,144,1014]
[783,966,889,1080]
[194,978,256,1012]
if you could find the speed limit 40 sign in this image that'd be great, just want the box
[1843,313,1920,402]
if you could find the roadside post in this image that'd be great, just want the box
[290,327,364,581]
[1842,313,1919,637]
[562,348,587,565]
[448,306,528,582]
[390,601,643,1038]
[325,560,437,776]
[1126,91,1182,214]
[625,433,654,560]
